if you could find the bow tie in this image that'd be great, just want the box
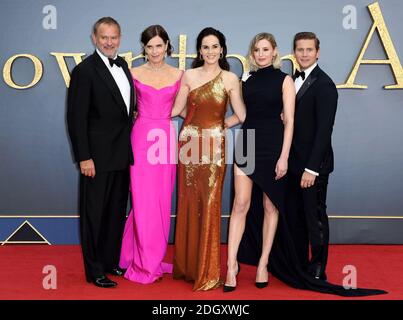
[294,70,305,80]
[108,57,122,68]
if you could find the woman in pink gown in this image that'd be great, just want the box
[119,25,182,284]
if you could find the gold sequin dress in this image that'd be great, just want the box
[173,71,228,290]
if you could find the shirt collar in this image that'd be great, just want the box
[301,62,317,80]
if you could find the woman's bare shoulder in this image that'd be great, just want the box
[130,65,144,78]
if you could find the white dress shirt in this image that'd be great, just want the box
[294,62,317,93]
[294,62,319,177]
[96,48,131,115]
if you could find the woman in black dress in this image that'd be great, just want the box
[224,32,295,291]
[224,33,386,297]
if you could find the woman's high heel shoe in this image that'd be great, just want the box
[255,267,269,289]
[223,263,240,293]
[255,280,269,289]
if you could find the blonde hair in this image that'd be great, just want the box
[248,32,281,71]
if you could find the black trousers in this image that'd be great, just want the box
[79,169,129,280]
[285,171,330,277]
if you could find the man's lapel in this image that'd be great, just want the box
[119,56,136,115]
[296,65,320,102]
[93,51,129,116]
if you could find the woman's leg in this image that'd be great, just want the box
[256,193,279,283]
[225,165,253,286]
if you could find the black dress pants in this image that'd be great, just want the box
[79,169,129,280]
[286,171,329,278]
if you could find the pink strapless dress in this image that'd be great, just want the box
[119,76,180,284]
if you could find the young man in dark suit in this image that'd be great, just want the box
[67,17,136,288]
[286,32,338,281]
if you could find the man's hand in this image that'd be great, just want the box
[80,159,96,178]
[301,171,316,188]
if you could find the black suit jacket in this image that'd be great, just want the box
[289,65,338,176]
[67,51,136,172]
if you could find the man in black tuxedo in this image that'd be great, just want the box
[286,32,338,280]
[67,17,136,288]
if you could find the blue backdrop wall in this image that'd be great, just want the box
[1,0,402,244]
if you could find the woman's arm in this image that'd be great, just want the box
[171,71,190,118]
[226,73,246,126]
[275,75,295,180]
[224,114,240,128]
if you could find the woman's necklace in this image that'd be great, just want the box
[144,62,167,71]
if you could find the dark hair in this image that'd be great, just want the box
[140,25,173,56]
[192,27,230,71]
[293,32,320,51]
[93,17,121,35]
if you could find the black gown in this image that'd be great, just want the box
[235,65,386,297]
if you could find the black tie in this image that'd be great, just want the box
[294,70,305,80]
[108,57,122,68]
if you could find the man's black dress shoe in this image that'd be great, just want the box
[108,268,125,276]
[315,272,327,281]
[88,275,117,288]
[309,264,327,281]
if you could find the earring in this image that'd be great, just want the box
[220,52,224,59]
[164,51,167,59]
[144,54,148,62]
[199,53,203,60]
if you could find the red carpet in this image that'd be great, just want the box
[0,245,400,300]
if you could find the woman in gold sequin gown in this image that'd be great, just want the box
[171,27,246,291]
